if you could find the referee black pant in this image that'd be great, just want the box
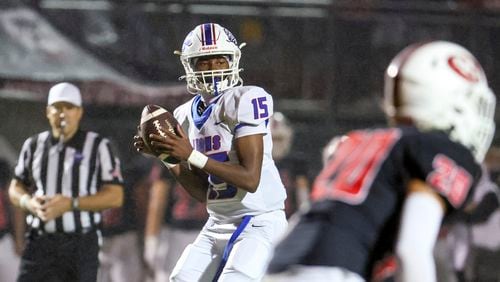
[17,230,99,282]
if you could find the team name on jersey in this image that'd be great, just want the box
[193,135,222,153]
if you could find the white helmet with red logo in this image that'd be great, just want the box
[176,23,244,97]
[271,112,294,161]
[321,135,349,166]
[384,41,496,162]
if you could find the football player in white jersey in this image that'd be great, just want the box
[134,23,287,282]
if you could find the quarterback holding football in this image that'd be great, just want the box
[134,23,287,282]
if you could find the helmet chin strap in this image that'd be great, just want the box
[214,77,221,96]
[199,77,227,102]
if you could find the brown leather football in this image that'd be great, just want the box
[139,104,180,164]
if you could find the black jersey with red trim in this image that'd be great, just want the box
[268,126,482,279]
[161,169,208,230]
[275,155,311,218]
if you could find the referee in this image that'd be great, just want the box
[8,82,124,282]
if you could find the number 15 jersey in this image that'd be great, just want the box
[173,85,287,222]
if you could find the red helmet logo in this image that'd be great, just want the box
[447,56,481,83]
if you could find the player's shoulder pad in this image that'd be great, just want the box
[173,97,195,124]
[173,97,195,131]
[222,86,274,126]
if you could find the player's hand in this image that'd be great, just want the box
[149,124,193,161]
[28,195,47,216]
[38,194,71,222]
[133,126,155,157]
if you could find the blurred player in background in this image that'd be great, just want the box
[467,147,500,281]
[143,162,208,281]
[440,147,500,282]
[98,156,151,282]
[9,82,124,282]
[265,41,496,282]
[134,22,287,281]
[0,158,20,282]
[271,112,310,217]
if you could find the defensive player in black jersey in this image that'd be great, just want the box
[271,112,311,217]
[265,41,496,282]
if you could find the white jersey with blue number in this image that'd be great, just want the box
[173,85,287,221]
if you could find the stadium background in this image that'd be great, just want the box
[2,0,500,176]
[1,0,500,176]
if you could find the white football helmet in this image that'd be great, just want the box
[322,135,349,166]
[271,112,294,161]
[384,41,496,162]
[175,23,244,97]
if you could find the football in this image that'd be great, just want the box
[140,104,180,164]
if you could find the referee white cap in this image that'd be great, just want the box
[47,82,82,106]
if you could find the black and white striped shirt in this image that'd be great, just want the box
[14,129,123,233]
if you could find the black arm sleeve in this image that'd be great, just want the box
[465,192,499,224]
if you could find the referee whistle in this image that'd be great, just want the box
[58,113,66,150]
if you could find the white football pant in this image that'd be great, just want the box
[170,210,287,282]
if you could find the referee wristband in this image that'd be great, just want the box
[20,194,31,211]
[187,150,208,169]
[71,197,80,210]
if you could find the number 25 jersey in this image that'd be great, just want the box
[173,85,287,221]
